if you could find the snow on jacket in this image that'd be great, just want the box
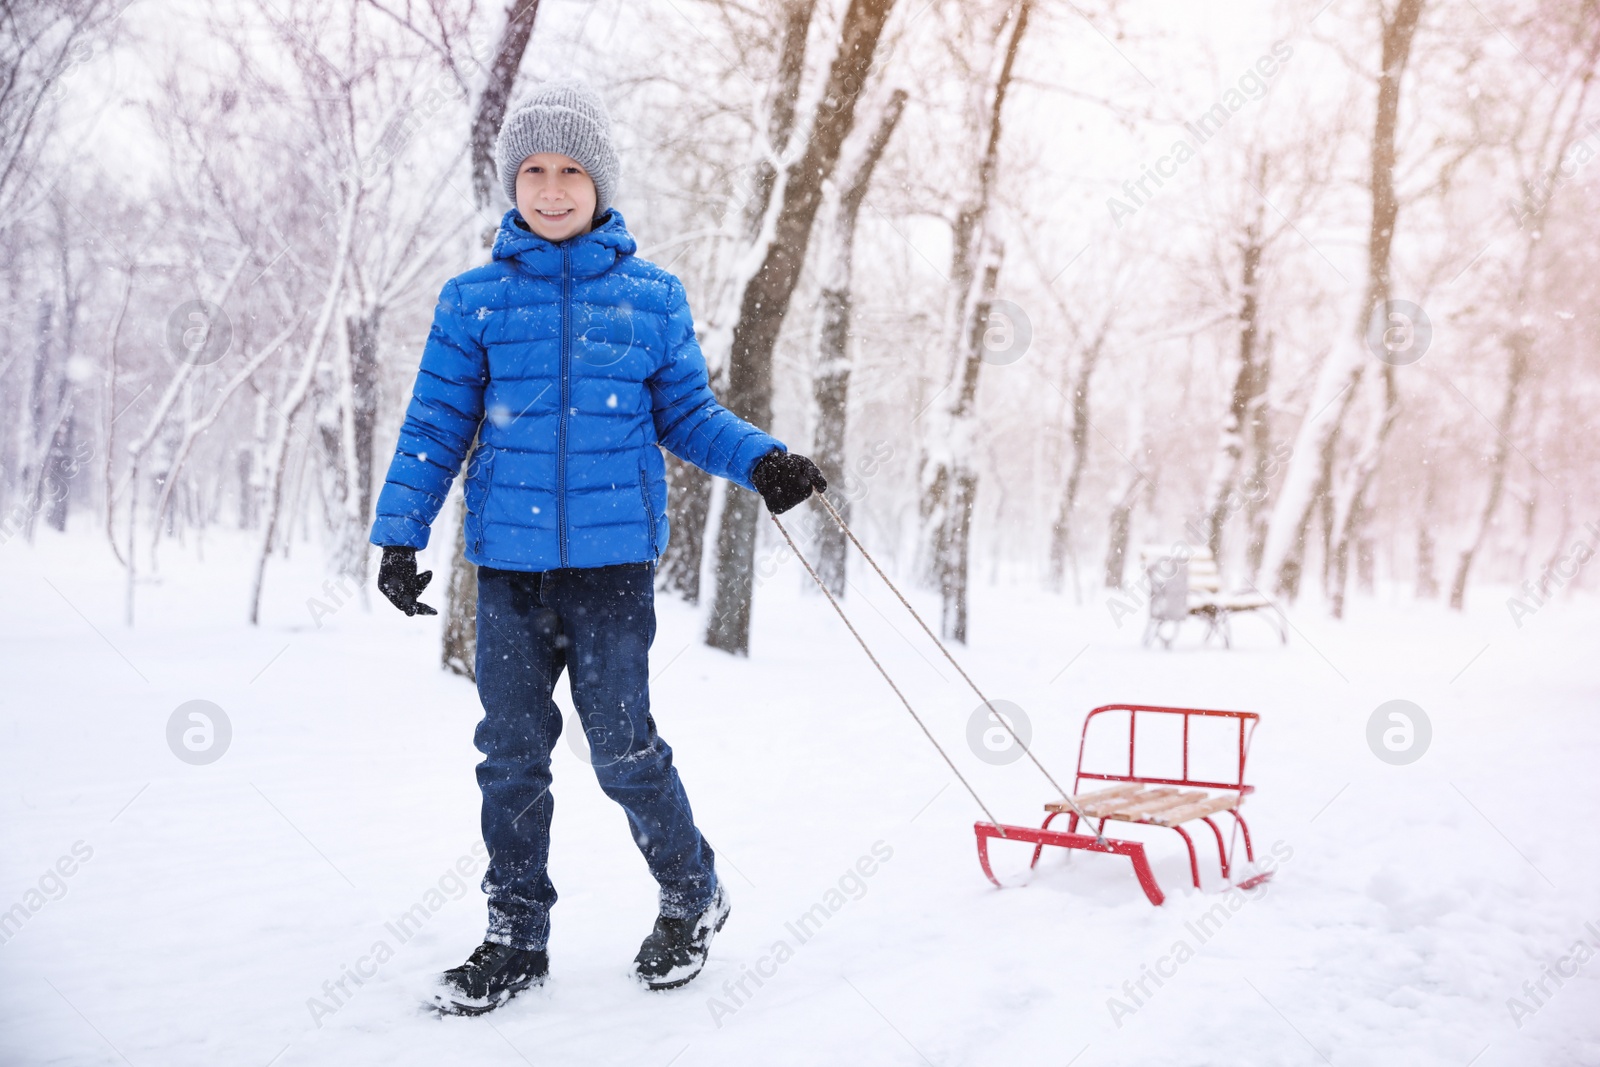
[369,207,785,571]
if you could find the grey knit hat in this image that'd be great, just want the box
[494,80,620,217]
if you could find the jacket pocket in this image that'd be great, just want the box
[638,463,657,559]
[465,444,495,554]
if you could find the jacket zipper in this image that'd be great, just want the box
[639,465,656,560]
[470,445,492,555]
[557,246,571,567]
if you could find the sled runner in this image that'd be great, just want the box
[771,499,1271,909]
[974,705,1269,905]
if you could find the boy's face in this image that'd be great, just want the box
[515,152,598,242]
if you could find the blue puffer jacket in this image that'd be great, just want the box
[369,207,785,571]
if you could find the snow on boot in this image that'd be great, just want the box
[633,882,730,991]
[430,940,548,1016]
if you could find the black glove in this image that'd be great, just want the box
[751,449,827,515]
[377,545,438,616]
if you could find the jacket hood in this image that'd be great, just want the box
[491,207,637,278]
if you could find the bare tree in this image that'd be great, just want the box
[430,0,545,679]
[704,0,902,655]
[1258,0,1427,602]
[808,86,907,596]
[1198,158,1270,564]
[658,0,820,606]
[0,0,122,236]
[917,0,1031,643]
[248,197,360,624]
[1448,8,1600,609]
[468,0,541,208]
[111,250,248,623]
[1241,331,1281,579]
[1038,273,1120,596]
[1193,131,1334,578]
[1103,376,1150,589]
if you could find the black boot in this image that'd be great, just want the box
[633,882,730,991]
[431,940,548,1016]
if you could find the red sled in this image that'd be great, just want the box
[975,704,1269,905]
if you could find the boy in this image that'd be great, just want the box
[369,80,827,1016]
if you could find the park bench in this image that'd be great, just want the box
[1139,545,1287,649]
[974,704,1270,905]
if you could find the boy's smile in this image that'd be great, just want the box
[515,152,598,242]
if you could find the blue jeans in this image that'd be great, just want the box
[472,561,718,951]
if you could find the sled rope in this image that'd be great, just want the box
[806,494,1101,836]
[767,510,1004,831]
[769,494,1102,843]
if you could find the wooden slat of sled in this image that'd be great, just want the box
[1111,790,1207,819]
[1046,784,1244,828]
[1146,793,1241,827]
[1046,784,1145,817]
[1064,786,1183,819]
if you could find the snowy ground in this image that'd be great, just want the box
[2,524,1598,1067]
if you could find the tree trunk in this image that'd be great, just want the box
[1329,364,1399,618]
[1241,331,1276,581]
[1356,535,1376,593]
[442,0,543,675]
[930,245,1001,643]
[1104,358,1150,589]
[1104,469,1142,589]
[1201,185,1267,566]
[102,268,133,564]
[249,197,357,625]
[810,329,851,597]
[1513,481,1538,580]
[940,467,980,641]
[1448,32,1598,609]
[661,0,817,605]
[241,392,269,530]
[917,0,1030,643]
[810,88,907,597]
[658,452,711,601]
[1415,454,1439,598]
[39,393,75,537]
[1045,331,1102,593]
[39,224,78,536]
[1257,0,1425,602]
[348,308,381,580]
[442,489,477,680]
[1448,328,1530,609]
[705,0,901,655]
[237,444,255,529]
[21,292,53,543]
[469,0,543,208]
